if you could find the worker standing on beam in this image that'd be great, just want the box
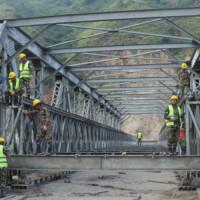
[137,130,143,146]
[18,53,34,98]
[0,137,10,197]
[178,63,190,100]
[164,95,182,155]
[24,99,52,154]
[4,72,24,105]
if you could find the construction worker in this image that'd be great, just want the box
[137,130,143,146]
[179,121,186,155]
[23,99,52,154]
[19,53,33,98]
[4,72,24,105]
[0,137,10,197]
[164,95,182,155]
[178,63,190,99]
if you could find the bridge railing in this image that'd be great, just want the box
[0,99,136,155]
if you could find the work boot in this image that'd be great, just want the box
[36,145,41,155]
[168,147,172,155]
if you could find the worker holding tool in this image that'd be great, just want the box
[23,99,52,154]
[178,63,190,100]
[0,137,10,197]
[137,130,143,146]
[164,95,182,155]
[18,53,34,98]
[4,72,24,105]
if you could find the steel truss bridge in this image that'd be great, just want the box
[0,7,200,171]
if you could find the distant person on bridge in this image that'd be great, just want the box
[164,95,182,155]
[0,137,10,197]
[4,72,24,105]
[137,130,143,146]
[18,53,34,98]
[178,63,190,100]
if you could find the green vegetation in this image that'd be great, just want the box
[0,0,200,62]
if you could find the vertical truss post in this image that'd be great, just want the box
[73,88,82,115]
[51,75,63,108]
[185,100,190,155]
[62,78,72,112]
[33,60,45,99]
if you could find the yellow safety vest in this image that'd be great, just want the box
[9,78,20,91]
[166,105,182,126]
[19,61,30,78]
[0,145,8,168]
[137,132,142,139]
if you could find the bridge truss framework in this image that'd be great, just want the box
[0,7,200,159]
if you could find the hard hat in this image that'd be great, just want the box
[19,53,26,59]
[181,63,187,69]
[0,137,5,144]
[9,72,16,79]
[170,95,179,101]
[33,99,41,107]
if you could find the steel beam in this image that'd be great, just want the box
[46,43,197,54]
[86,77,176,83]
[7,7,200,27]
[8,155,200,170]
[69,64,180,72]
[112,99,169,103]
[98,86,176,92]
[7,28,120,116]
[106,93,171,98]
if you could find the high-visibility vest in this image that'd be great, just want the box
[9,78,20,91]
[19,61,30,78]
[166,105,182,126]
[0,145,8,168]
[137,132,142,139]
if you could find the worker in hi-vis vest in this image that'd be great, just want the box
[164,95,182,155]
[137,130,143,146]
[18,53,34,98]
[4,72,24,105]
[0,137,10,197]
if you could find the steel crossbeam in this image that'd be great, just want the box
[86,77,176,83]
[69,64,180,72]
[46,43,197,54]
[8,155,200,170]
[7,7,200,27]
[97,86,176,92]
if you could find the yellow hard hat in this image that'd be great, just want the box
[181,63,187,69]
[9,72,16,79]
[33,99,41,107]
[19,53,26,59]
[170,95,179,101]
[0,137,5,144]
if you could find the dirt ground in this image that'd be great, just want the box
[13,170,198,200]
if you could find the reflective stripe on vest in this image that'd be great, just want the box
[166,105,181,126]
[0,145,7,168]
[9,78,20,91]
[137,132,142,139]
[19,61,30,78]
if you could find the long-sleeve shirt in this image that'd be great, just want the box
[178,70,190,85]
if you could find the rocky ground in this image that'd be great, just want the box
[12,170,198,200]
